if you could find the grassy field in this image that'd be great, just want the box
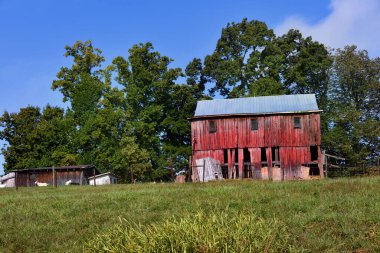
[1,177,380,252]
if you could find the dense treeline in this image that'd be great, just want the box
[1,19,379,181]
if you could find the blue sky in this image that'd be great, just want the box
[1,0,379,175]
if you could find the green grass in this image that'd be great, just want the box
[1,177,380,252]
[84,211,294,253]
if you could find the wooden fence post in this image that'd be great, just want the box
[93,167,96,187]
[15,171,18,191]
[170,159,174,181]
[53,166,57,188]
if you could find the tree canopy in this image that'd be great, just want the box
[1,19,379,180]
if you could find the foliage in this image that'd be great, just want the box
[1,19,379,177]
[51,40,105,102]
[0,105,75,170]
[203,19,331,103]
[112,43,199,180]
[1,178,380,252]
[84,211,294,253]
[324,46,380,163]
[275,29,332,109]
[203,18,276,97]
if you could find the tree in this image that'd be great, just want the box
[112,42,184,179]
[185,58,207,99]
[324,45,380,163]
[160,84,199,175]
[52,40,105,102]
[0,105,74,171]
[112,136,151,183]
[203,19,332,101]
[275,29,332,109]
[50,41,152,180]
[203,18,276,97]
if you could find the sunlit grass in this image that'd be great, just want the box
[84,211,294,253]
[0,177,379,252]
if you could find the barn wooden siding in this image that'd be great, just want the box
[191,113,322,180]
[13,166,98,187]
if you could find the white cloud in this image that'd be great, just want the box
[275,0,380,55]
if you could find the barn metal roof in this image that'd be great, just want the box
[193,94,320,118]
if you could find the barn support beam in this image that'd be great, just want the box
[266,148,272,180]
[238,149,244,179]
[231,149,236,179]
[249,148,261,179]
[227,149,233,179]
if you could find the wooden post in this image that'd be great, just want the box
[93,167,96,187]
[188,156,192,182]
[15,171,18,191]
[318,148,324,179]
[266,148,273,180]
[227,149,232,179]
[238,149,244,179]
[52,166,56,188]
[325,154,328,178]
[203,159,206,182]
[80,171,83,185]
[170,159,174,181]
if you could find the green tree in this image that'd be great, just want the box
[324,45,380,163]
[112,136,151,183]
[203,19,331,101]
[185,58,207,99]
[203,18,276,97]
[52,40,105,102]
[51,41,151,181]
[275,29,332,109]
[0,105,74,171]
[112,43,184,179]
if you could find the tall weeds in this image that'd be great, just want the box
[84,211,299,253]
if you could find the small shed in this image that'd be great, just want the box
[88,172,117,185]
[0,172,15,187]
[10,165,100,187]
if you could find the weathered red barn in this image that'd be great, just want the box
[190,94,324,181]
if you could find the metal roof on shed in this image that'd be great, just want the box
[193,94,320,118]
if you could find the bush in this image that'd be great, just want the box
[83,211,299,253]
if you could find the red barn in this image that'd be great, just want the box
[190,94,324,181]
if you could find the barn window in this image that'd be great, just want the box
[251,118,258,130]
[209,121,216,133]
[294,117,301,129]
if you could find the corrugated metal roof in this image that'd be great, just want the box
[194,94,320,117]
[10,165,100,173]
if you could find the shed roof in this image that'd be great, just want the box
[88,172,116,179]
[10,165,100,174]
[193,94,320,118]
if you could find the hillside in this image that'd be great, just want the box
[1,177,380,252]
